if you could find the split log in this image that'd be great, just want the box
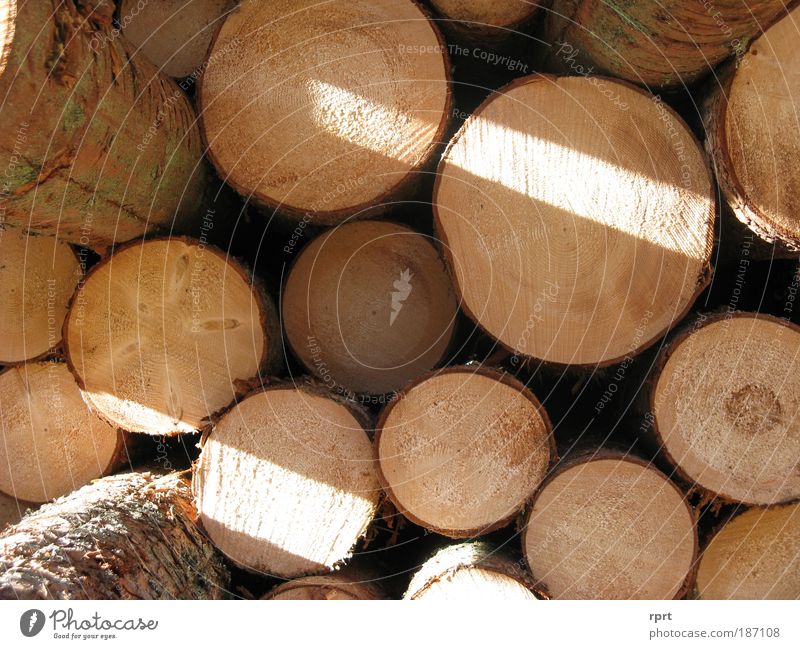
[0,471,230,599]
[263,569,385,600]
[193,384,380,578]
[120,0,234,79]
[522,453,697,599]
[0,0,206,249]
[198,0,451,224]
[63,237,276,436]
[696,503,800,599]
[0,362,125,503]
[0,230,80,363]
[434,74,714,366]
[544,0,791,87]
[404,542,539,600]
[283,221,458,395]
[428,0,541,43]
[646,312,800,505]
[375,366,554,537]
[704,5,800,256]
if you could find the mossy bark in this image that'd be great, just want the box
[0,0,206,251]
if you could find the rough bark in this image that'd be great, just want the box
[0,471,230,599]
[0,0,207,250]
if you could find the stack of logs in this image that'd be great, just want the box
[0,0,798,600]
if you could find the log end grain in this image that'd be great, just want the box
[64,238,271,436]
[0,230,80,363]
[376,366,554,537]
[0,362,123,503]
[283,220,458,395]
[434,74,714,366]
[199,0,450,223]
[696,503,800,599]
[652,314,800,505]
[193,385,380,578]
[523,455,697,599]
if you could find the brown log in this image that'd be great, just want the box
[193,384,380,578]
[696,502,800,599]
[428,0,541,44]
[543,0,792,88]
[522,452,698,599]
[375,365,554,538]
[263,567,386,600]
[0,471,230,599]
[0,0,207,250]
[0,361,126,503]
[119,0,235,78]
[434,73,714,366]
[704,5,800,256]
[63,237,277,436]
[404,542,540,600]
[0,230,80,363]
[198,0,451,225]
[645,312,800,505]
[283,220,458,396]
[0,493,35,532]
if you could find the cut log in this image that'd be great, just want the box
[404,542,539,600]
[648,312,800,505]
[283,220,458,395]
[0,0,206,250]
[523,453,697,599]
[0,362,125,503]
[696,503,800,599]
[263,569,385,600]
[434,74,714,366]
[376,366,554,537]
[544,0,791,87]
[198,0,451,224]
[704,5,800,255]
[0,230,80,363]
[0,472,230,599]
[428,0,540,43]
[193,384,380,578]
[63,237,275,436]
[119,0,234,79]
[0,493,35,532]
